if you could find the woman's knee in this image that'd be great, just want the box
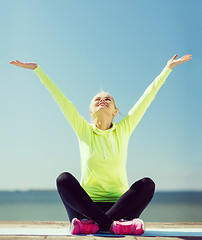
[131,177,155,193]
[56,172,73,188]
[142,177,155,193]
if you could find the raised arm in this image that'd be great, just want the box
[119,54,192,135]
[9,60,91,138]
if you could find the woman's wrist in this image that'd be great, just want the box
[166,64,173,70]
[32,64,38,70]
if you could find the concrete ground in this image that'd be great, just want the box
[0,221,202,240]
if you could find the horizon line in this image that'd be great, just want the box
[0,189,202,192]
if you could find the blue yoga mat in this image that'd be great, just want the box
[0,228,202,236]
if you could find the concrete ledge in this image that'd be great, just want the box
[0,221,202,240]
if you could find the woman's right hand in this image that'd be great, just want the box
[9,60,38,70]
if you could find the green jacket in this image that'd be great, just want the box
[34,66,172,202]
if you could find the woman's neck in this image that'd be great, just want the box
[94,116,112,131]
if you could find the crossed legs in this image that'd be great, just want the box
[56,172,155,231]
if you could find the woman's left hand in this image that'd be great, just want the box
[167,54,192,69]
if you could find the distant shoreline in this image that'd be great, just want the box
[0,190,202,193]
[1,191,202,221]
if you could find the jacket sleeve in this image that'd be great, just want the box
[34,66,90,137]
[118,65,172,136]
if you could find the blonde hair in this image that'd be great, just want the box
[89,91,121,123]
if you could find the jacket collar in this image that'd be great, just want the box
[91,122,116,135]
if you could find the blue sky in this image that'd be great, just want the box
[1,0,201,191]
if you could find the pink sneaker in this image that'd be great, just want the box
[71,218,99,234]
[111,218,144,235]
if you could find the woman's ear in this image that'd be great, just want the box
[90,110,94,117]
[113,109,117,116]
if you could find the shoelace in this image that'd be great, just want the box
[81,222,94,234]
[119,225,132,235]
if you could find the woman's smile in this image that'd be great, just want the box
[98,102,107,107]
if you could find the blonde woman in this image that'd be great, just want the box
[10,54,192,235]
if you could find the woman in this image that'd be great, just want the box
[10,54,192,235]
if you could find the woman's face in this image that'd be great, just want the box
[90,92,117,119]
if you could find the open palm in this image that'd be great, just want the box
[167,54,192,69]
[9,60,38,70]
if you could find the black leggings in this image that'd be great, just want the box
[56,172,155,231]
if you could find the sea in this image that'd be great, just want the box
[0,191,202,222]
